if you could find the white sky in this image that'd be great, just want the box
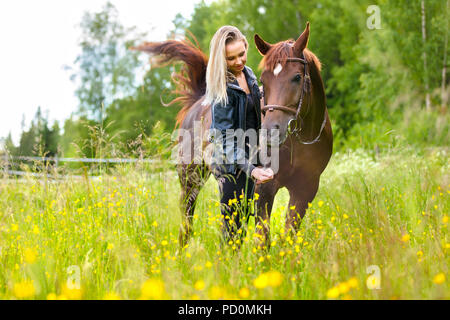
[0,0,206,146]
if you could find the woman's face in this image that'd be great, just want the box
[225,40,247,75]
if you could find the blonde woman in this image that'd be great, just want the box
[205,25,274,241]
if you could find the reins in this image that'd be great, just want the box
[261,55,326,145]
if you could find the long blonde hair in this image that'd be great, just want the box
[203,26,248,106]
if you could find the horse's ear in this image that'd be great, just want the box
[293,22,310,56]
[254,34,273,56]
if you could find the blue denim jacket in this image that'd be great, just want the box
[210,66,262,177]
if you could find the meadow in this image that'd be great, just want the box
[0,145,448,300]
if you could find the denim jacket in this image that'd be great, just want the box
[209,66,262,177]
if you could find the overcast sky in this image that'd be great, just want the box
[0,0,205,145]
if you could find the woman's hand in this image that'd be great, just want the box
[251,167,274,184]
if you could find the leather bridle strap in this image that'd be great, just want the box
[263,105,297,114]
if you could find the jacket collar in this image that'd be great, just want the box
[243,65,257,87]
[227,66,258,92]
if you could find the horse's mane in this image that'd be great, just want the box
[132,37,208,128]
[258,40,322,73]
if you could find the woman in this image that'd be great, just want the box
[204,26,274,241]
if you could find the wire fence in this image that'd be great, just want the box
[1,154,176,180]
[5,155,160,164]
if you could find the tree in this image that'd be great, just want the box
[71,1,145,122]
[14,107,60,157]
[104,66,177,150]
[3,133,17,156]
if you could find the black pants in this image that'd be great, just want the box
[216,169,255,241]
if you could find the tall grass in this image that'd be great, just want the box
[0,143,448,299]
[335,108,449,153]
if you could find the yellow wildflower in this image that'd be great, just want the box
[194,280,205,291]
[253,273,269,289]
[338,282,350,294]
[24,248,37,264]
[253,271,282,289]
[103,292,121,300]
[46,293,57,300]
[209,286,225,299]
[61,283,83,300]
[432,273,445,285]
[239,287,250,299]
[266,271,283,287]
[347,277,358,288]
[14,280,35,299]
[32,225,40,235]
[326,286,339,299]
[401,234,410,243]
[140,278,166,299]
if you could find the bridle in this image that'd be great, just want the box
[260,55,327,145]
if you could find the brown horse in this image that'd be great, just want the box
[133,37,214,247]
[253,23,333,247]
[133,23,332,247]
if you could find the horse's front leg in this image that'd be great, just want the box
[254,180,279,250]
[285,177,319,234]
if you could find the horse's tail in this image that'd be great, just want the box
[132,37,208,128]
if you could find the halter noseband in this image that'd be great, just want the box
[261,55,326,145]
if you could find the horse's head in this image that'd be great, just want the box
[255,23,322,146]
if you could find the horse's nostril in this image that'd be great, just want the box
[273,124,280,130]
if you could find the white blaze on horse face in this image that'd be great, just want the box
[273,63,282,77]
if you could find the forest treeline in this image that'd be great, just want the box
[2,0,448,160]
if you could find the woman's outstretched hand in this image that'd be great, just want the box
[251,167,274,184]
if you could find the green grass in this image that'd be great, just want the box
[0,146,448,300]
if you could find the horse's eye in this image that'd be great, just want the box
[292,74,301,82]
